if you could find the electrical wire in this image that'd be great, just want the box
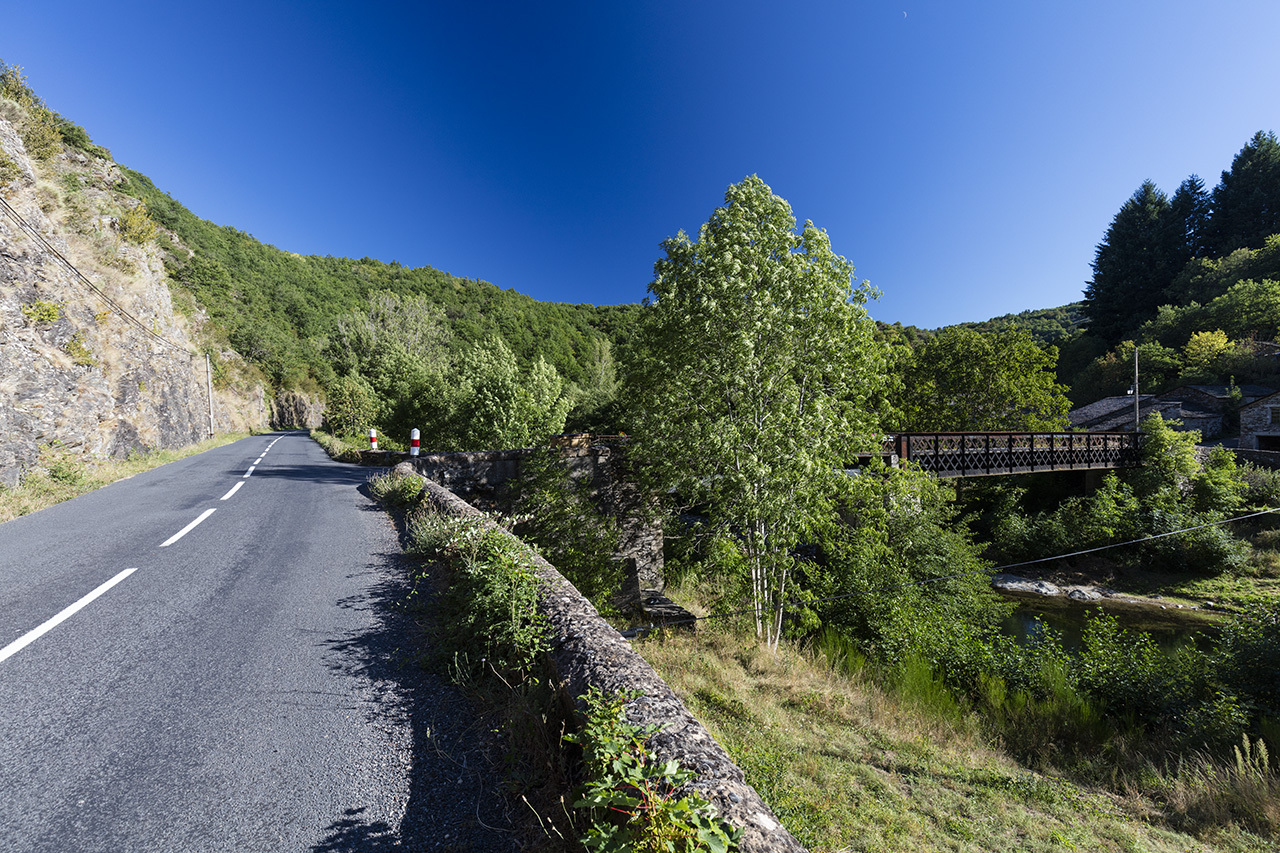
[620,502,1280,638]
[0,193,191,353]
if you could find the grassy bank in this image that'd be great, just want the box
[0,433,250,523]
[634,622,1275,852]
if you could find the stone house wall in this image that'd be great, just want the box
[1240,393,1280,450]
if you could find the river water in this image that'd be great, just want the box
[996,590,1221,651]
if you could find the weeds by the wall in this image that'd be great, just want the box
[370,473,742,851]
[309,429,362,463]
[567,686,742,853]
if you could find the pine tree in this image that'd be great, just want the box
[1205,130,1280,256]
[1083,180,1180,344]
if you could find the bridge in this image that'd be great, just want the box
[882,431,1145,478]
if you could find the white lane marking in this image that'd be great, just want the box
[160,508,217,547]
[254,457,264,464]
[242,466,256,478]
[0,568,138,663]
[220,482,244,501]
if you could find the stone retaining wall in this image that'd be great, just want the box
[1232,448,1280,470]
[403,467,805,853]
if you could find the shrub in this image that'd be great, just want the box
[0,150,21,187]
[119,201,158,244]
[566,686,742,853]
[407,504,549,680]
[0,61,38,106]
[21,300,60,326]
[64,331,94,367]
[1191,446,1247,515]
[366,470,424,508]
[1239,462,1280,507]
[18,105,62,160]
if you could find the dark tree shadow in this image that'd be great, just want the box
[311,489,520,852]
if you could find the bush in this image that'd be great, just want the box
[407,505,549,681]
[566,687,742,853]
[1239,462,1280,507]
[0,149,21,187]
[366,470,424,508]
[21,300,60,326]
[119,201,158,244]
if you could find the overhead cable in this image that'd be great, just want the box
[0,193,190,353]
[620,503,1280,638]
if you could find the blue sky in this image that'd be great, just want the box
[5,1,1279,328]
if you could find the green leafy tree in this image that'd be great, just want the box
[626,175,886,649]
[895,327,1070,432]
[453,338,570,450]
[323,373,380,439]
[1182,329,1232,371]
[1069,340,1183,403]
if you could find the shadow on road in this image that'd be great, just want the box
[313,495,519,852]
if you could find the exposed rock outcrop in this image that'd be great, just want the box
[0,109,266,488]
[270,389,324,430]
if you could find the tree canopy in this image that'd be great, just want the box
[895,327,1071,432]
[626,175,886,648]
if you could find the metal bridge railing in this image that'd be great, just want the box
[885,431,1146,478]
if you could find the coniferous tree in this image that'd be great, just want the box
[1168,174,1212,263]
[1204,130,1280,256]
[1083,181,1181,345]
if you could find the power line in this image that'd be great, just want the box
[0,193,191,353]
[620,504,1280,638]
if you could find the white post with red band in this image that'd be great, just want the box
[369,428,378,451]
[410,428,420,457]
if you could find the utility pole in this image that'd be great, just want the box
[205,353,215,437]
[1132,344,1140,432]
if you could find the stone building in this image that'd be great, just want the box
[1239,391,1280,450]
[1069,384,1274,440]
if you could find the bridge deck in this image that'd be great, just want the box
[886,431,1145,478]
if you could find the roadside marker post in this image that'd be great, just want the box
[410,428,420,457]
[369,428,378,451]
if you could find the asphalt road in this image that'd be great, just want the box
[0,432,516,852]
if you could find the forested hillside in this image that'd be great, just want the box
[1064,131,1280,401]
[117,168,639,392]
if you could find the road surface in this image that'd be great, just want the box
[0,432,515,851]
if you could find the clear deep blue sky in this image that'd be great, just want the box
[5,1,1279,328]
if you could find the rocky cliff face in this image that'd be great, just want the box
[0,108,267,488]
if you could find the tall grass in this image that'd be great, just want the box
[637,611,1278,851]
[0,433,249,523]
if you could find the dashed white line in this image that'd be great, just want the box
[220,482,244,501]
[242,466,256,478]
[254,457,264,464]
[0,569,138,663]
[160,508,217,547]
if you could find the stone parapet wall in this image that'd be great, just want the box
[1232,448,1280,469]
[405,469,805,853]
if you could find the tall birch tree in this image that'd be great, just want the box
[627,175,886,649]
